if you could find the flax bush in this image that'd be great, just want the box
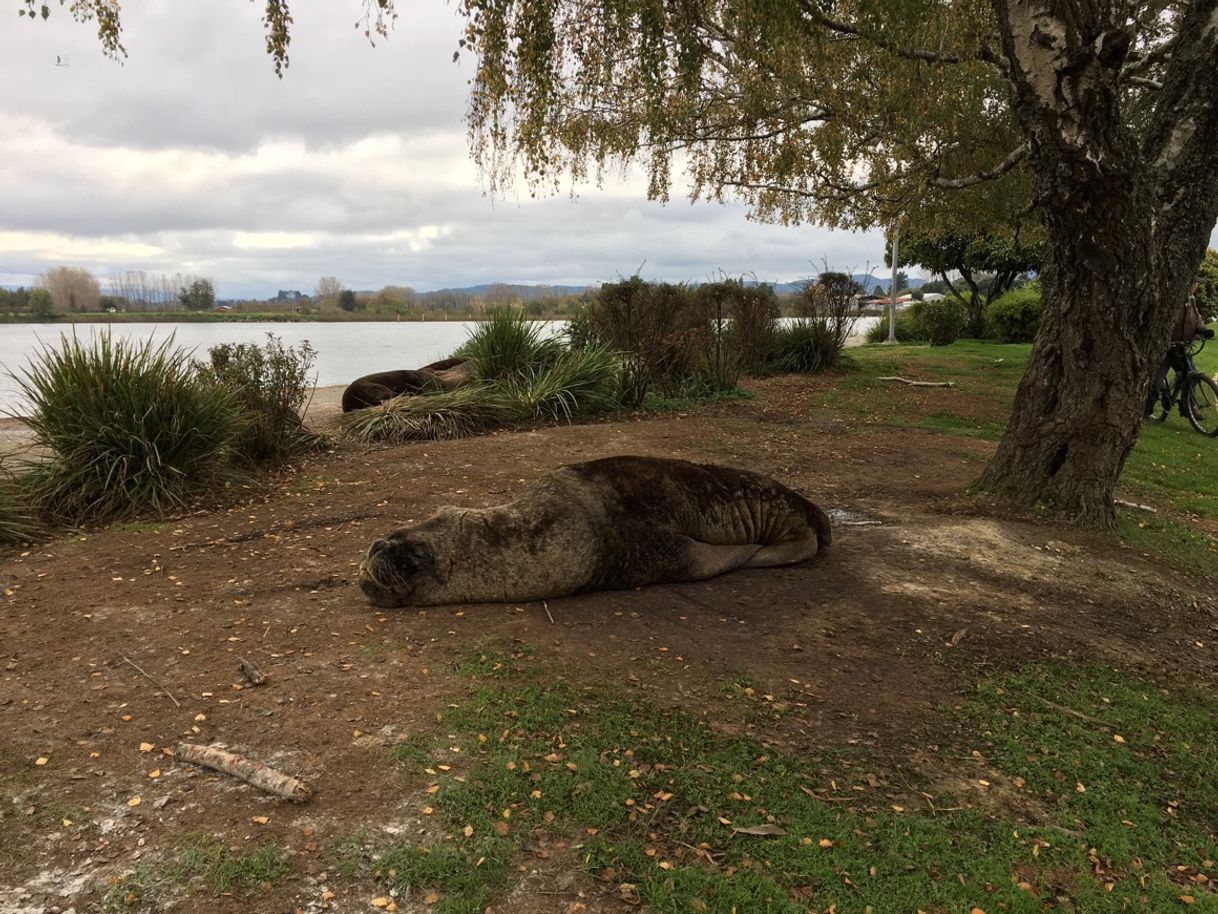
[15,334,240,524]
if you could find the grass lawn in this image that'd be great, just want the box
[324,648,1218,914]
[830,336,1218,571]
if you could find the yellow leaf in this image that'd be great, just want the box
[1180,896,1195,905]
[148,769,161,779]
[34,757,48,767]
[1113,734,1126,743]
[463,825,474,837]
[422,806,433,815]
[139,742,155,753]
[819,838,834,848]
[424,890,439,904]
[127,796,142,807]
[971,908,987,914]
[251,815,269,824]
[371,897,391,908]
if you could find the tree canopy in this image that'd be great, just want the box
[28,0,1218,526]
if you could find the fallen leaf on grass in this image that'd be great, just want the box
[139,743,155,753]
[251,815,269,824]
[732,824,787,837]
[34,757,48,767]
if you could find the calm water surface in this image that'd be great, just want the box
[0,316,881,414]
[0,320,543,415]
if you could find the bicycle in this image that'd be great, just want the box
[1148,334,1218,436]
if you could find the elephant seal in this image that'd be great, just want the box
[358,455,831,608]
[342,358,477,412]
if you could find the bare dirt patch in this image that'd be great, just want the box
[3,375,1216,913]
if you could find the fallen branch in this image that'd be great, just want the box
[237,656,267,687]
[877,376,955,388]
[121,655,181,708]
[1114,499,1157,514]
[176,742,311,801]
[542,600,555,625]
[1029,696,1110,729]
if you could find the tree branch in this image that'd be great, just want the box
[927,142,1030,189]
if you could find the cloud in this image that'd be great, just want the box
[0,0,897,297]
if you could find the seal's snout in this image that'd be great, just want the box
[367,538,394,558]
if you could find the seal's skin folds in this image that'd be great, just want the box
[359,456,831,608]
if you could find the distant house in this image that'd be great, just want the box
[214,304,233,312]
[921,292,947,302]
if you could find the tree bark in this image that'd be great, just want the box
[978,0,1218,527]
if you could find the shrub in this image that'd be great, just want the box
[984,284,1043,343]
[456,307,562,380]
[865,310,927,343]
[15,334,240,524]
[793,272,861,370]
[770,319,840,372]
[693,279,779,377]
[585,277,695,407]
[913,297,968,346]
[200,334,323,464]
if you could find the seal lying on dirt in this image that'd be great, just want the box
[341,358,476,412]
[358,455,831,608]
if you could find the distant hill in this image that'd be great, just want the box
[765,275,926,295]
[422,283,592,300]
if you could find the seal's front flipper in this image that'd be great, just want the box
[677,540,764,580]
[739,531,820,568]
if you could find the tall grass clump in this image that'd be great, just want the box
[456,307,562,379]
[0,469,35,545]
[770,318,839,372]
[501,345,622,421]
[14,334,240,524]
[865,309,928,343]
[344,384,515,443]
[200,334,323,464]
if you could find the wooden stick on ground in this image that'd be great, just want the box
[237,656,268,687]
[176,742,312,801]
[542,600,555,625]
[877,376,955,388]
[121,655,182,708]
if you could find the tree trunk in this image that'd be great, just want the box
[975,170,1164,526]
[978,0,1218,527]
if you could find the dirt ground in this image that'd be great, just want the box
[3,375,1217,914]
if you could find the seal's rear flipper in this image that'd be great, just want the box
[678,540,764,579]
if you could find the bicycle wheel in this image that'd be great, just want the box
[1149,371,1177,422]
[1186,372,1218,436]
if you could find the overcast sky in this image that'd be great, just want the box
[0,1,899,298]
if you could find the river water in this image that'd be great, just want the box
[0,316,881,415]
[0,320,502,415]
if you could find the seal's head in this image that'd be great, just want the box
[359,533,443,608]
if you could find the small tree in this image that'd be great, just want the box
[28,288,55,320]
[1194,249,1218,324]
[897,227,1041,338]
[338,289,358,312]
[179,278,215,311]
[42,266,100,313]
[315,276,343,309]
[799,272,861,370]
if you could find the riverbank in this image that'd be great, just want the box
[0,311,569,324]
[4,358,1217,914]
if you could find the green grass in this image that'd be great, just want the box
[834,337,1218,571]
[336,649,1218,913]
[102,837,290,911]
